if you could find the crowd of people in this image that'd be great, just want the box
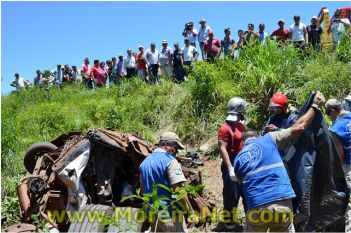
[10,9,350,92]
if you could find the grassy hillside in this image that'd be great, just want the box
[2,39,350,225]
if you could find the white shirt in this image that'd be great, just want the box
[289,23,306,42]
[185,29,198,44]
[159,46,173,65]
[198,25,211,43]
[145,49,159,65]
[11,77,27,90]
[182,45,198,62]
[331,21,346,43]
[123,55,136,69]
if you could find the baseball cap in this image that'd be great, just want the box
[278,19,285,23]
[325,99,341,114]
[159,132,185,150]
[118,53,123,57]
[311,16,318,20]
[184,37,190,41]
[138,45,144,49]
[208,29,213,35]
[162,40,168,44]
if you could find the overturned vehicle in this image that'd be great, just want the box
[9,129,211,232]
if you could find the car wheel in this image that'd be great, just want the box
[24,142,58,174]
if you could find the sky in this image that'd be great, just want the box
[1,1,349,95]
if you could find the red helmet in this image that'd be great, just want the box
[269,93,289,112]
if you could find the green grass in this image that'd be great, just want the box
[1,38,350,225]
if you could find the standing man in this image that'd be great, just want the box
[124,49,136,79]
[173,43,185,83]
[145,43,160,84]
[71,66,81,83]
[307,16,323,51]
[34,70,42,87]
[198,19,211,60]
[234,92,325,232]
[325,99,351,232]
[289,15,308,50]
[203,30,221,62]
[234,29,248,51]
[110,57,118,84]
[159,40,173,79]
[116,54,126,83]
[89,59,100,88]
[328,10,350,48]
[11,73,30,91]
[182,37,198,76]
[258,23,268,43]
[217,97,249,231]
[220,28,236,58]
[53,64,63,86]
[81,58,92,89]
[139,132,192,232]
[136,46,148,82]
[270,19,290,45]
[182,22,198,47]
[245,23,259,43]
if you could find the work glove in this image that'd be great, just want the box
[228,167,237,182]
[311,91,326,111]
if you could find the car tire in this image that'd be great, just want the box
[24,142,58,174]
[68,204,114,232]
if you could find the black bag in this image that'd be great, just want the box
[284,92,349,231]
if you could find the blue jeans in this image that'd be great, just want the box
[221,159,247,222]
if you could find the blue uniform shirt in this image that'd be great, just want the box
[330,112,351,164]
[234,133,296,209]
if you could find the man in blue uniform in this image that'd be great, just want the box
[325,98,351,232]
[139,132,191,232]
[234,91,325,232]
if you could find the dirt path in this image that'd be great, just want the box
[194,158,245,232]
[198,159,223,209]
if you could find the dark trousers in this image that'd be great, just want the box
[173,64,185,83]
[221,160,247,222]
[292,41,306,50]
[83,77,94,89]
[148,64,159,84]
[126,68,136,79]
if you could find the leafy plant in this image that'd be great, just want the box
[120,183,204,232]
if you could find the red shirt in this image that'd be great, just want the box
[218,122,245,156]
[271,29,289,43]
[90,66,99,79]
[137,52,146,70]
[204,38,221,56]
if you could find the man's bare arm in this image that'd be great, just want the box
[219,140,232,169]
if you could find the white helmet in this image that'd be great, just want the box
[227,97,249,114]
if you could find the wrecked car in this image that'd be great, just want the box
[6,128,211,232]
